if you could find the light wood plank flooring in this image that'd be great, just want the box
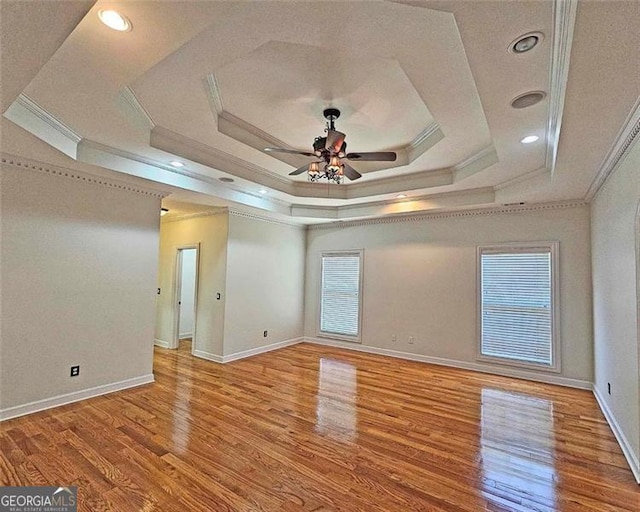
[1,341,639,511]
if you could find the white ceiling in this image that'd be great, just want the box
[1,0,638,224]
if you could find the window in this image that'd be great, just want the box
[319,251,362,340]
[478,243,559,370]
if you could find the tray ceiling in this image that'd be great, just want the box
[1,0,639,223]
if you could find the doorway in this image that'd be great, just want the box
[174,246,199,354]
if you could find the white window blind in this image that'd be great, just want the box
[480,248,554,366]
[320,253,361,338]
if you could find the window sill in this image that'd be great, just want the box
[477,354,561,374]
[317,332,361,344]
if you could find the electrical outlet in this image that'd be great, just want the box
[391,335,397,343]
[607,382,611,395]
[408,336,415,345]
[263,330,268,338]
[70,365,80,377]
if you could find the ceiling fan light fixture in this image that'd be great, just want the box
[98,10,132,32]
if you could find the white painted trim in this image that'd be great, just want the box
[304,337,592,390]
[494,167,549,191]
[586,97,640,201]
[193,349,224,364]
[307,200,588,230]
[476,241,561,373]
[162,208,228,223]
[4,94,81,158]
[228,208,305,228]
[546,0,578,175]
[453,146,499,181]
[204,73,224,116]
[179,332,193,340]
[0,153,168,198]
[0,374,155,422]
[154,338,171,348]
[593,385,640,484]
[222,337,304,363]
[119,86,155,129]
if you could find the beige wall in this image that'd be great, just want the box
[305,204,593,385]
[0,163,160,412]
[591,139,640,475]
[223,214,306,356]
[156,213,228,357]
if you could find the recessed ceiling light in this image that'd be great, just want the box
[511,91,546,109]
[396,194,407,199]
[258,189,268,194]
[509,32,543,54]
[520,135,539,144]
[219,177,234,183]
[169,161,184,168]
[98,10,132,32]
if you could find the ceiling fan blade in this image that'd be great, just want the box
[264,147,316,157]
[325,130,346,153]
[288,163,313,176]
[346,151,397,162]
[341,163,362,181]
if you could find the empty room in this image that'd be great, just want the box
[1,1,639,511]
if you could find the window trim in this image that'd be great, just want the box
[317,250,364,343]
[476,241,561,373]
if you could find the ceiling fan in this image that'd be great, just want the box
[264,108,397,183]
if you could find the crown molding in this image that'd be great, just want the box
[308,199,587,230]
[585,97,640,201]
[15,94,81,143]
[0,153,168,198]
[409,122,441,149]
[407,122,444,162]
[546,0,578,175]
[150,125,293,188]
[204,73,224,116]
[228,207,305,228]
[119,86,155,129]
[4,94,82,158]
[453,145,499,181]
[162,207,228,223]
[77,139,292,214]
[494,166,550,191]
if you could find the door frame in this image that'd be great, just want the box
[172,243,200,353]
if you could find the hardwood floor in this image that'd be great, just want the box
[1,342,638,511]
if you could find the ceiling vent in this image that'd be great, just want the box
[511,91,546,109]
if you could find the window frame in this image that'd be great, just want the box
[317,250,364,343]
[476,241,561,372]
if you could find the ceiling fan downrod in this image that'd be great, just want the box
[323,108,341,131]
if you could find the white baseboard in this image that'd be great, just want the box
[0,374,155,422]
[154,338,171,348]
[179,332,193,340]
[593,385,640,484]
[222,337,303,363]
[193,349,224,363]
[304,337,592,390]
[192,338,303,364]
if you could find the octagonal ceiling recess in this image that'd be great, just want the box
[3,0,638,223]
